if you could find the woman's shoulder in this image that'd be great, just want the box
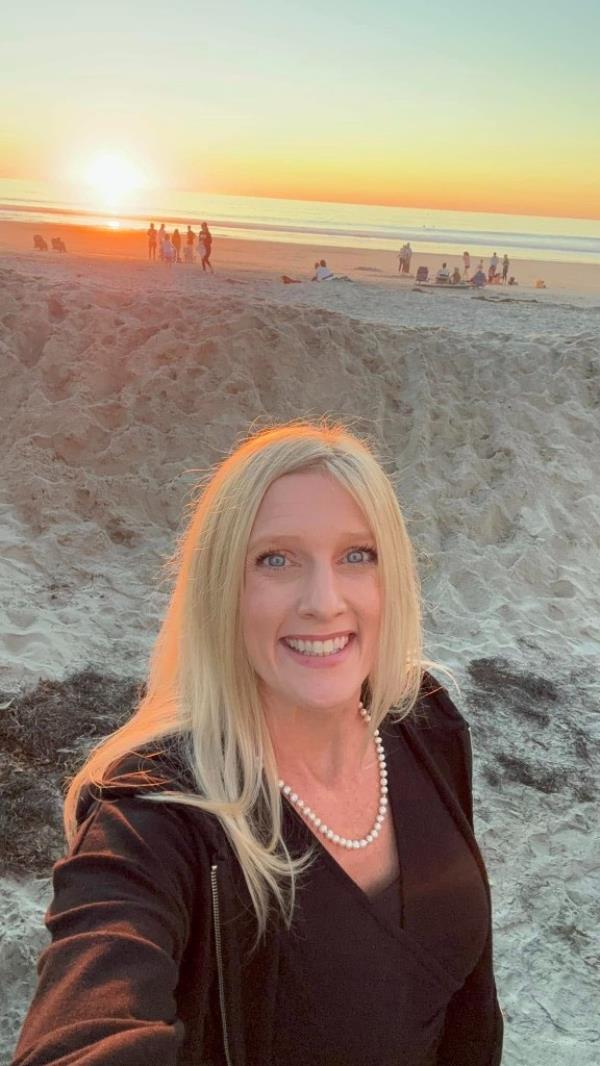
[414,670,469,731]
[75,735,203,830]
[384,670,468,736]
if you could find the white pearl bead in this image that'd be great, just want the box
[278,700,389,851]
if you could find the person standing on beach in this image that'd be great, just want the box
[172,228,182,263]
[489,252,499,281]
[162,234,176,266]
[403,242,412,273]
[158,224,166,261]
[502,254,510,283]
[463,250,471,279]
[397,245,407,274]
[146,223,157,261]
[199,222,213,272]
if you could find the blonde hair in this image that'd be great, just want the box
[64,418,447,939]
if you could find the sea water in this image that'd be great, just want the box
[1,177,599,265]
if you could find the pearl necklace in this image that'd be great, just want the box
[278,701,388,849]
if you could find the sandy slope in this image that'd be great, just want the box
[0,253,598,1064]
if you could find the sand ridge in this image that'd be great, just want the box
[0,253,599,1064]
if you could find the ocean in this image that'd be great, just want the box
[1,177,599,266]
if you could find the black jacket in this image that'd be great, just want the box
[12,674,503,1065]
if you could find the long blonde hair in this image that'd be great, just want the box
[64,418,445,938]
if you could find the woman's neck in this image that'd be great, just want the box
[265,699,374,789]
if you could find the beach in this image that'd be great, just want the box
[1,230,599,1065]
[2,218,600,292]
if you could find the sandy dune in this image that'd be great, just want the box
[0,251,598,1064]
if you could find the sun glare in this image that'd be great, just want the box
[85,153,143,204]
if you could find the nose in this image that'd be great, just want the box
[296,561,347,619]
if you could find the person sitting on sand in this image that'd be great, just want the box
[435,262,450,283]
[451,267,462,285]
[471,269,487,288]
[147,223,157,261]
[488,253,499,281]
[313,259,335,281]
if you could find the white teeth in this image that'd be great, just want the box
[284,635,351,656]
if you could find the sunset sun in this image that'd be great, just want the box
[85,153,144,203]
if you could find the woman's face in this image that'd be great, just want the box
[241,470,381,718]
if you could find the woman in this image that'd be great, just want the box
[199,221,213,272]
[12,420,503,1065]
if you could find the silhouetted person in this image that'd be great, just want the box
[172,228,182,263]
[147,223,157,261]
[502,254,509,283]
[199,222,213,272]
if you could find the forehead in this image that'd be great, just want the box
[250,471,372,539]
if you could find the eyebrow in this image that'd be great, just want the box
[248,532,375,552]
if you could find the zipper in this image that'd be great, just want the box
[210,863,234,1066]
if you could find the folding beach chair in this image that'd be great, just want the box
[415,266,428,283]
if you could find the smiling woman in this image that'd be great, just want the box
[11,419,503,1066]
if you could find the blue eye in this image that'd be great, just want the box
[347,548,376,564]
[256,552,286,568]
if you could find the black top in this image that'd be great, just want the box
[11,674,503,1066]
[272,725,489,1066]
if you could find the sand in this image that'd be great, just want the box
[1,217,600,293]
[0,234,599,1064]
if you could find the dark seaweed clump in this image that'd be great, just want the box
[0,670,144,874]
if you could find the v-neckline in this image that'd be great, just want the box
[282,727,404,911]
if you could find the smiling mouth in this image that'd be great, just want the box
[281,633,354,657]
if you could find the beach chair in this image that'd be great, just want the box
[33,235,48,251]
[415,266,428,283]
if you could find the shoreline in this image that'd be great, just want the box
[1,219,599,294]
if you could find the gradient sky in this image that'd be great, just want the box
[2,0,599,218]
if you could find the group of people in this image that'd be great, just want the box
[430,251,515,288]
[462,251,511,284]
[398,243,513,286]
[146,222,213,271]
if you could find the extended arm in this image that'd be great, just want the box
[12,797,210,1065]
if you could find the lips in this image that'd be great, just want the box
[279,632,356,668]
